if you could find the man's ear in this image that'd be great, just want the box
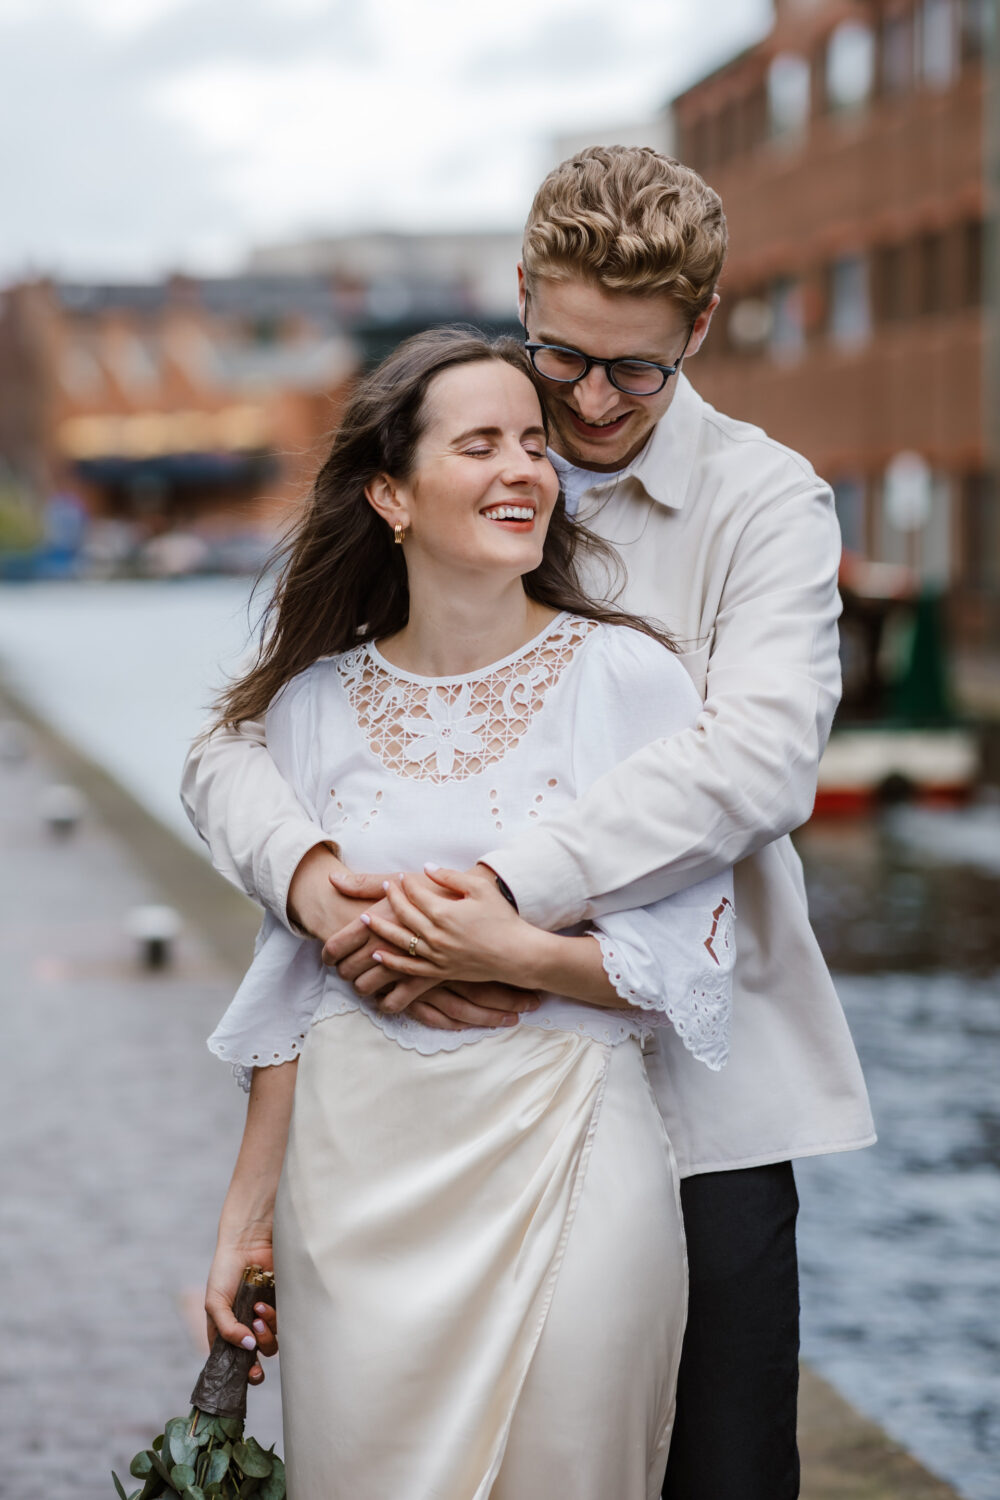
[686,293,721,358]
[516,264,528,326]
[365,473,409,531]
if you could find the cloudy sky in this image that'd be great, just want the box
[0,0,770,283]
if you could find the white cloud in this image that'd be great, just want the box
[0,0,772,282]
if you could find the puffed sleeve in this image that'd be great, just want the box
[570,627,735,1070]
[207,667,328,1087]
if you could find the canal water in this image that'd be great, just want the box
[1,579,998,1499]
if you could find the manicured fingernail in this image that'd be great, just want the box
[253,1319,267,1334]
[372,951,383,962]
[360,913,371,925]
[382,881,389,891]
[254,1304,267,1314]
[502,1015,518,1026]
[424,861,440,872]
[241,1335,257,1350]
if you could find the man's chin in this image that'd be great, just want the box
[554,414,644,471]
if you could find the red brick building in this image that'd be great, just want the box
[672,0,996,651]
[0,275,358,538]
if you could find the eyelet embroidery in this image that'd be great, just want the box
[336,616,599,784]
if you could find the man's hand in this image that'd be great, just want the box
[384,978,541,1027]
[287,844,388,941]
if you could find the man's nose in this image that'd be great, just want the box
[571,364,619,420]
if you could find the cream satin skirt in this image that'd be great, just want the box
[273,1010,686,1500]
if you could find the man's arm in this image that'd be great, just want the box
[483,479,842,930]
[181,716,333,932]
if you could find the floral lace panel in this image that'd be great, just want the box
[337,616,599,782]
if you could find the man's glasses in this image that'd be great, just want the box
[524,327,693,397]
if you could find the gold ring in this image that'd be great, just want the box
[408,934,419,957]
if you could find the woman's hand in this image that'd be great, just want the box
[362,864,539,991]
[204,1234,278,1386]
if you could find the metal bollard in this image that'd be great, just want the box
[39,783,87,837]
[126,904,182,971]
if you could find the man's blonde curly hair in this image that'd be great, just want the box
[522,146,727,320]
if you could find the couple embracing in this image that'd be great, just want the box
[183,146,875,1499]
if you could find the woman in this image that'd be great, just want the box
[202,328,734,1500]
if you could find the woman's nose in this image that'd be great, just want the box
[501,445,538,484]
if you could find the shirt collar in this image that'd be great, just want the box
[551,372,703,514]
[625,371,703,511]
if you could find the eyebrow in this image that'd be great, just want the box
[450,425,547,444]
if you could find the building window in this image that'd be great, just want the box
[960,0,993,60]
[825,20,875,111]
[960,473,999,591]
[769,277,805,359]
[916,232,947,315]
[961,220,984,307]
[881,9,916,95]
[768,53,811,138]
[833,477,866,553]
[829,255,871,348]
[874,242,908,322]
[921,0,958,87]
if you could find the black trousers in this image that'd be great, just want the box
[661,1161,801,1500]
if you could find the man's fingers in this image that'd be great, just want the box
[415,984,521,1028]
[336,935,397,982]
[322,916,372,966]
[449,979,541,1013]
[407,1000,474,1031]
[328,869,392,901]
[369,950,440,986]
[353,962,405,998]
[424,863,478,896]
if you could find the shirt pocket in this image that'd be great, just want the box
[674,638,712,702]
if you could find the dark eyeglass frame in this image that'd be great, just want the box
[523,325,694,396]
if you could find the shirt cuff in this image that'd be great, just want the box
[259,821,338,934]
[481,830,590,930]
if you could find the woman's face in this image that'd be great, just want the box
[387,360,560,580]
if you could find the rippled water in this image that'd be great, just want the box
[1,580,998,1498]
[795,821,1000,1500]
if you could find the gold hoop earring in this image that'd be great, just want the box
[394,522,406,545]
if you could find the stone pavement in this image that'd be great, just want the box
[0,679,960,1500]
[0,693,279,1500]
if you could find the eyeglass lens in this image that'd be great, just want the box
[530,345,667,395]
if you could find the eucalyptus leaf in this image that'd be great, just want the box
[166,1419,199,1469]
[234,1438,271,1478]
[219,1418,244,1442]
[170,1465,196,1490]
[182,1487,206,1500]
[112,1472,130,1500]
[153,1435,165,1453]
[148,1448,175,1487]
[129,1453,154,1480]
[257,1454,286,1499]
[137,1469,165,1500]
[205,1449,231,1485]
[237,1478,261,1499]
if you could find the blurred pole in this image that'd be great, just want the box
[988,0,1000,656]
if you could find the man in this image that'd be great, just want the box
[183,146,874,1499]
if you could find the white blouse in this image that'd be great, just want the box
[208,613,735,1088]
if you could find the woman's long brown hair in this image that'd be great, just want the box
[212,326,674,731]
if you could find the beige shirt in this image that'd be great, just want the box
[181,373,875,1175]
